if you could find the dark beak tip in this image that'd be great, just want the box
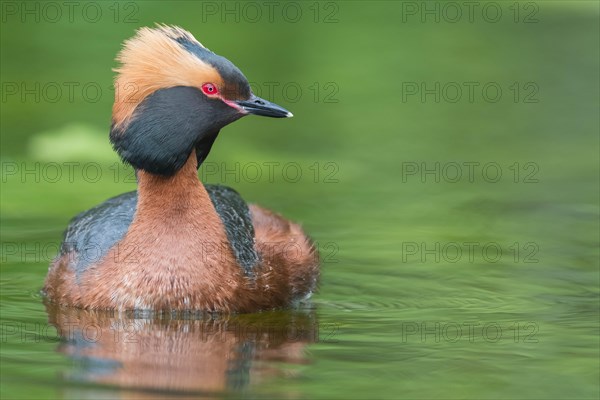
[236,95,292,119]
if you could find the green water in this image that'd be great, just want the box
[1,1,599,399]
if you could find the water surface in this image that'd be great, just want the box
[1,2,599,399]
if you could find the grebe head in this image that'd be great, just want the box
[109,25,292,176]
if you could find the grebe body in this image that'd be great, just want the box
[43,26,319,312]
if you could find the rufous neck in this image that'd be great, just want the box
[135,150,206,214]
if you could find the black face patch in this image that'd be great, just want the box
[175,36,251,99]
[110,86,242,176]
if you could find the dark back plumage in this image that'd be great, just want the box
[60,185,259,278]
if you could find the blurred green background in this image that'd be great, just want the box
[1,1,599,399]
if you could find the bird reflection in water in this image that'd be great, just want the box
[45,303,319,396]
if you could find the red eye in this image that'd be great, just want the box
[201,83,219,96]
